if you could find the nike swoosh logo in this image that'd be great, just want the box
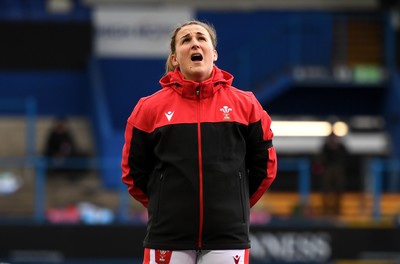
[165,111,174,122]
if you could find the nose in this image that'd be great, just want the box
[191,39,200,49]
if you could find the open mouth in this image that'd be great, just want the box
[191,54,203,62]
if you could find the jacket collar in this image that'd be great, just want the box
[159,65,233,100]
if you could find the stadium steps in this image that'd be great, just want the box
[0,116,95,157]
[0,169,36,217]
[2,180,399,224]
[256,192,400,223]
[0,116,97,218]
[0,169,120,219]
[346,19,384,67]
[332,17,384,67]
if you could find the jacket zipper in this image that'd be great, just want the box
[196,86,204,249]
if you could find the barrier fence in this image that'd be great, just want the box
[0,156,398,224]
[370,158,400,220]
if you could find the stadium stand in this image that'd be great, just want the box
[0,1,400,262]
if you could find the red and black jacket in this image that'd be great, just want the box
[121,65,277,250]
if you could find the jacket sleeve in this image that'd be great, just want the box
[246,93,278,208]
[121,100,154,208]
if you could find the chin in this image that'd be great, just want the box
[190,68,212,79]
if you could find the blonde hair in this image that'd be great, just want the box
[165,20,217,74]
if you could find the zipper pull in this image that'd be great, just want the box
[196,87,200,96]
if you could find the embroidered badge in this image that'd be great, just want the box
[155,250,172,264]
[220,105,232,120]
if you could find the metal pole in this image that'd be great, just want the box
[34,158,46,223]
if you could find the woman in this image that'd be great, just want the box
[121,20,277,264]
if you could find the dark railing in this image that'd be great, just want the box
[370,158,400,220]
[0,156,312,224]
[1,156,399,224]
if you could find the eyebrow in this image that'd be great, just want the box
[179,32,206,40]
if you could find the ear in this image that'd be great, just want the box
[213,49,218,62]
[171,54,179,67]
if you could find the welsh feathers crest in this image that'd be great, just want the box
[220,105,232,120]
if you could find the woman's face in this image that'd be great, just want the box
[171,24,218,82]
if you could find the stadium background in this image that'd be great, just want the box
[0,0,399,263]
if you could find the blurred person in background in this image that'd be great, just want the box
[43,117,80,181]
[319,131,349,217]
[121,20,277,264]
